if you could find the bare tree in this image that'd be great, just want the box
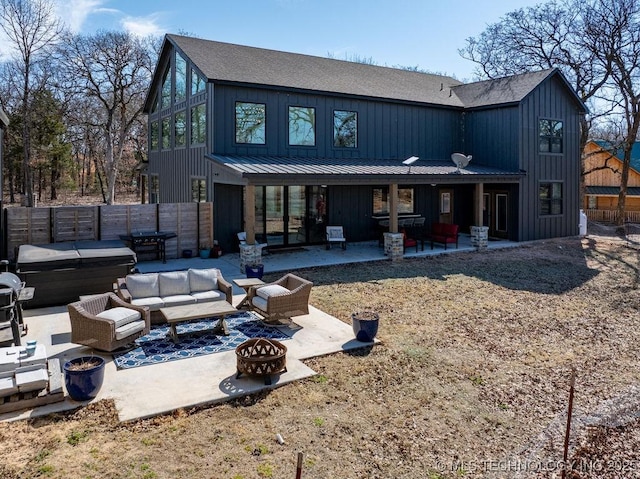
[0,0,64,206]
[59,31,155,204]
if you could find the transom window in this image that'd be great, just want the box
[175,53,187,103]
[539,119,563,153]
[191,104,206,145]
[539,182,563,215]
[288,106,315,146]
[161,66,171,109]
[191,68,205,95]
[373,187,414,215]
[333,110,357,148]
[175,111,186,147]
[191,178,206,202]
[235,102,266,144]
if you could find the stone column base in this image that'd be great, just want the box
[239,244,263,272]
[384,232,404,261]
[470,226,489,250]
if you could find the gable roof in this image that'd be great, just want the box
[0,107,8,128]
[166,34,464,108]
[593,140,640,172]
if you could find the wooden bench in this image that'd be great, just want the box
[429,223,459,250]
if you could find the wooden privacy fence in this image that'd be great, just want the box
[4,202,214,262]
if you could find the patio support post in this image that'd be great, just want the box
[471,182,489,250]
[389,183,399,233]
[245,184,256,244]
[475,182,483,226]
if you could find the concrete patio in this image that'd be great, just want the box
[0,235,514,423]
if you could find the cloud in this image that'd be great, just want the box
[120,13,165,37]
[58,0,108,33]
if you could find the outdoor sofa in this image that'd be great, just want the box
[16,240,137,308]
[115,268,233,324]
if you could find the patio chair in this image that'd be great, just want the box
[67,293,150,352]
[325,226,347,250]
[247,273,313,324]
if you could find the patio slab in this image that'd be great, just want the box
[0,302,369,423]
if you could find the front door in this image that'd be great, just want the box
[439,189,454,224]
[483,191,509,238]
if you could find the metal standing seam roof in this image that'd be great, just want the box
[585,186,640,196]
[208,155,523,181]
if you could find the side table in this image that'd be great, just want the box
[233,278,265,310]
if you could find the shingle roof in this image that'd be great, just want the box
[451,69,556,108]
[208,155,522,183]
[168,34,465,107]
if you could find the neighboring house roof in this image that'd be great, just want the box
[593,140,640,172]
[586,186,640,196]
[165,34,465,108]
[0,107,8,128]
[207,155,523,185]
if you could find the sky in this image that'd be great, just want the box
[21,0,544,81]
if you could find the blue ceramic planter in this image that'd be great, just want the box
[245,264,264,280]
[64,356,106,401]
[352,311,379,342]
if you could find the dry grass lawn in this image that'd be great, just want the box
[1,233,640,478]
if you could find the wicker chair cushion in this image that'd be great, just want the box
[131,297,164,310]
[126,273,159,298]
[96,306,141,328]
[256,284,290,300]
[251,295,268,311]
[191,290,225,302]
[159,271,190,296]
[114,319,146,340]
[188,268,219,292]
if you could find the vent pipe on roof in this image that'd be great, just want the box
[440,82,443,91]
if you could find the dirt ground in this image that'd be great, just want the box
[2,225,640,478]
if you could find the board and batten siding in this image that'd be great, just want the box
[518,76,582,241]
[213,85,463,161]
[464,106,519,170]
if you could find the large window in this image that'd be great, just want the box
[150,121,158,151]
[373,187,414,215]
[191,104,206,145]
[150,175,159,204]
[161,66,171,110]
[191,68,205,95]
[191,178,206,202]
[539,119,563,153]
[539,182,563,215]
[235,102,266,144]
[161,117,170,149]
[333,110,357,148]
[175,53,187,103]
[175,111,186,147]
[288,106,315,146]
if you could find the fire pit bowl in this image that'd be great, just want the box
[235,338,287,385]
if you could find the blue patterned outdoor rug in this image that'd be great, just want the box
[113,312,291,370]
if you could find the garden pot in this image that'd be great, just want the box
[245,264,264,279]
[199,248,210,259]
[351,311,379,342]
[63,356,106,401]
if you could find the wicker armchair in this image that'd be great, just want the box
[67,293,150,352]
[247,273,313,324]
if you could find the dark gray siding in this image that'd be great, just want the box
[464,106,519,169]
[518,76,582,241]
[213,85,463,161]
[214,183,243,253]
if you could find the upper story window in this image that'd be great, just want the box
[150,120,159,151]
[539,182,563,215]
[161,66,171,110]
[288,106,315,146]
[334,110,357,148]
[539,119,563,153]
[175,111,186,147]
[161,117,171,149]
[235,102,266,144]
[150,175,159,204]
[175,53,187,103]
[191,103,206,145]
[191,68,205,95]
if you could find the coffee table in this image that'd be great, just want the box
[233,278,265,309]
[159,301,238,343]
